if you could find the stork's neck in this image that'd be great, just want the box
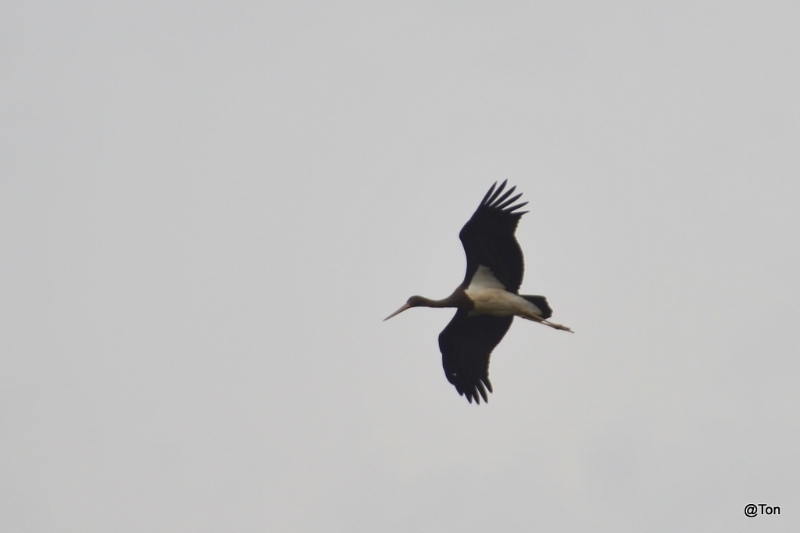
[418,288,470,309]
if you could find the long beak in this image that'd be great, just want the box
[384,302,411,321]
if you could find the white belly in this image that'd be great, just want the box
[463,264,544,318]
[465,288,541,318]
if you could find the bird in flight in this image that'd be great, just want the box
[384,181,572,404]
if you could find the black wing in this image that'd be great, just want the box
[459,180,528,293]
[438,310,514,404]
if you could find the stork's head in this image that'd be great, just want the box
[383,296,426,321]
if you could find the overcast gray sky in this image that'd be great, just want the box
[2,1,799,531]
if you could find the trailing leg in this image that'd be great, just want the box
[519,311,573,333]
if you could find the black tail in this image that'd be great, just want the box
[520,295,552,319]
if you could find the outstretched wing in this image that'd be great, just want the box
[438,310,514,404]
[459,180,528,294]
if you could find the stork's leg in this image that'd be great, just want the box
[519,312,574,333]
[542,320,573,333]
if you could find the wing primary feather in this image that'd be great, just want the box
[493,185,517,206]
[497,193,523,210]
[481,182,499,204]
[506,201,529,213]
[476,381,488,403]
[487,180,507,204]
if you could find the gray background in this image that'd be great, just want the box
[2,1,798,531]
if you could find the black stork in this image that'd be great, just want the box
[384,181,572,404]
